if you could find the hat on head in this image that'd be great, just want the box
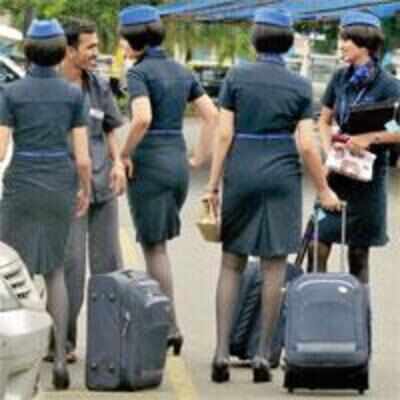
[253,7,293,28]
[26,19,64,39]
[340,11,381,29]
[119,5,160,27]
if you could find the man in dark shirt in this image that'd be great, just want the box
[59,18,126,362]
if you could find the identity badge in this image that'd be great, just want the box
[317,209,327,221]
[89,108,105,121]
[385,119,400,133]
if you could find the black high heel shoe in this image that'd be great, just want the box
[52,362,70,390]
[252,357,272,383]
[211,359,230,383]
[167,334,184,356]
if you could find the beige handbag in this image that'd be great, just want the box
[196,199,221,243]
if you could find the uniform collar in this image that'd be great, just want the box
[81,69,101,94]
[257,53,285,66]
[28,64,58,78]
[144,46,166,58]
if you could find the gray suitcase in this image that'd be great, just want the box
[284,205,370,394]
[86,270,171,391]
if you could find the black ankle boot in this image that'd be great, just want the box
[52,362,70,390]
[211,359,230,383]
[252,358,272,383]
[167,334,184,356]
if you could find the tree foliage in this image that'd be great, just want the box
[0,0,168,51]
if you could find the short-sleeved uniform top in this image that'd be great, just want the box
[319,64,400,247]
[0,64,87,275]
[219,57,313,257]
[83,71,123,204]
[126,47,204,244]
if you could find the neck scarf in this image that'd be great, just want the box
[349,59,376,88]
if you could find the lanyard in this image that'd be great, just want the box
[339,86,368,127]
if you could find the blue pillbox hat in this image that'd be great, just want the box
[119,5,160,27]
[26,19,64,39]
[254,7,293,28]
[340,11,381,29]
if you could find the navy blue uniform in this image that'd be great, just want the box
[219,57,313,257]
[127,47,204,244]
[0,65,86,275]
[319,65,400,246]
[64,71,124,351]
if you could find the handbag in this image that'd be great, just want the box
[325,146,376,182]
[196,199,221,242]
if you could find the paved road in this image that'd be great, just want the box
[37,118,400,399]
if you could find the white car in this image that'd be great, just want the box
[0,242,51,400]
[0,54,24,86]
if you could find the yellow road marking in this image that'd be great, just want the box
[119,227,137,265]
[166,356,200,400]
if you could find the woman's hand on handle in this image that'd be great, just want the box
[201,189,220,219]
[318,187,342,212]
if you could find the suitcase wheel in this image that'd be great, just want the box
[108,364,116,373]
[288,387,294,394]
[89,362,98,371]
[359,389,365,395]
[108,293,116,302]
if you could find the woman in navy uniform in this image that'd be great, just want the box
[119,6,218,355]
[204,8,341,383]
[311,11,400,283]
[0,20,91,389]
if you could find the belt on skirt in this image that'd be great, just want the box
[14,149,69,159]
[236,132,293,140]
[146,129,181,136]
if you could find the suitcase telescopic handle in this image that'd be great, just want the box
[313,202,347,274]
[293,216,314,268]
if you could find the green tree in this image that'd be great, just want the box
[0,0,168,51]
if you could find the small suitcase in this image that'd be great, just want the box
[86,270,171,391]
[284,205,370,394]
[229,216,314,367]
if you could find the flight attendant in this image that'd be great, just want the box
[119,5,218,355]
[0,19,91,389]
[311,11,400,283]
[204,8,341,383]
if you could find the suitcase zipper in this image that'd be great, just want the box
[121,311,131,337]
[296,279,356,291]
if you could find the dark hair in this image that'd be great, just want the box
[120,20,165,51]
[251,24,294,54]
[62,17,96,48]
[340,25,384,57]
[24,36,67,66]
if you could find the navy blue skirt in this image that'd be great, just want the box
[222,137,302,258]
[127,136,189,245]
[318,168,388,247]
[0,157,77,275]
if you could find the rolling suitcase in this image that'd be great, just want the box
[86,270,171,391]
[229,216,314,367]
[284,205,371,394]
